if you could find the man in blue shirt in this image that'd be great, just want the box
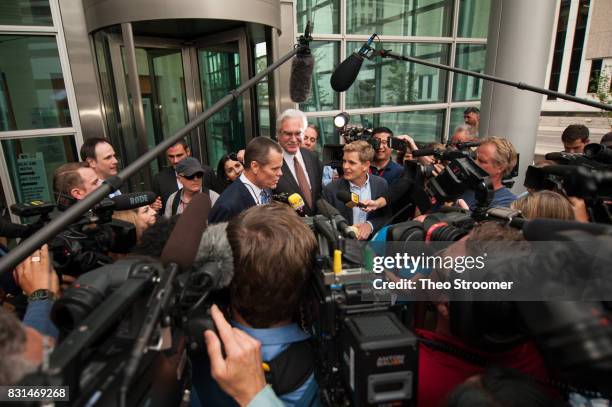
[369,127,404,185]
[461,137,518,210]
[193,203,319,406]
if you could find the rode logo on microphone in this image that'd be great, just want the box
[129,195,149,206]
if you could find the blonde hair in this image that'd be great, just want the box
[112,209,141,241]
[481,137,518,177]
[343,140,374,163]
[511,190,575,220]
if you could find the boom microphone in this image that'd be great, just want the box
[330,33,376,92]
[109,191,157,211]
[290,21,314,103]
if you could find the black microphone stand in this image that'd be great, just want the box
[0,26,313,274]
[374,48,612,112]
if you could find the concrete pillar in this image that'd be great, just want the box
[480,0,557,194]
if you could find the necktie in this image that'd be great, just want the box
[260,190,270,204]
[294,156,313,209]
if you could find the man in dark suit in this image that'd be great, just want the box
[272,109,323,216]
[152,139,215,212]
[323,141,389,240]
[209,137,283,223]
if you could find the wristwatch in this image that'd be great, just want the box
[27,289,55,303]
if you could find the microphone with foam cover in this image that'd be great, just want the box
[290,52,314,103]
[109,191,157,211]
[330,33,376,92]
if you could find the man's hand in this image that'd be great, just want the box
[150,196,163,212]
[205,304,266,407]
[568,196,589,223]
[236,149,245,164]
[354,223,373,240]
[431,163,445,177]
[14,245,59,296]
[396,135,418,152]
[361,197,387,213]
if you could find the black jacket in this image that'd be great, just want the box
[322,175,391,235]
[273,148,323,216]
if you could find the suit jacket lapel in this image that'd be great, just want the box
[282,158,299,190]
[339,179,353,224]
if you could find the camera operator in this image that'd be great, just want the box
[323,141,390,240]
[193,203,319,406]
[459,137,518,211]
[561,124,590,154]
[416,222,550,407]
[53,162,100,207]
[12,244,59,340]
[204,304,284,407]
[370,127,404,185]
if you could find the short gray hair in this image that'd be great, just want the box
[276,109,307,134]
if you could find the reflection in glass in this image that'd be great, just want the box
[458,0,491,38]
[199,46,245,170]
[299,41,339,112]
[305,116,338,151]
[2,135,77,204]
[453,44,486,102]
[346,42,448,109]
[255,42,271,137]
[347,0,452,37]
[134,48,189,174]
[297,0,340,34]
[0,1,52,26]
[0,36,70,131]
[449,107,467,138]
[352,110,445,143]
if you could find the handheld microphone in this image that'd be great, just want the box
[109,191,157,211]
[272,192,306,215]
[316,199,357,239]
[290,21,315,103]
[336,190,367,209]
[330,33,376,92]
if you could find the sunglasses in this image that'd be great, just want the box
[180,172,203,180]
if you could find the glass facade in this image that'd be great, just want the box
[0,36,71,131]
[0,0,81,222]
[298,0,489,144]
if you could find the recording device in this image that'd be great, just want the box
[330,33,377,92]
[290,21,314,103]
[337,190,367,209]
[528,149,612,223]
[272,192,307,216]
[9,192,157,276]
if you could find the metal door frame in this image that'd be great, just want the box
[105,26,252,170]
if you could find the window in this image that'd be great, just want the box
[0,35,71,131]
[453,44,486,101]
[0,0,53,26]
[587,59,603,93]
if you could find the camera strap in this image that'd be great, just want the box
[263,339,315,397]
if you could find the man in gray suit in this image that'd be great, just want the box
[273,109,323,216]
[323,141,390,240]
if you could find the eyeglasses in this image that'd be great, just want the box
[180,172,203,180]
[280,131,303,138]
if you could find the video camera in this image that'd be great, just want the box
[9,191,157,276]
[525,143,612,223]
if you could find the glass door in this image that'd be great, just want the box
[134,47,189,174]
[193,29,252,172]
